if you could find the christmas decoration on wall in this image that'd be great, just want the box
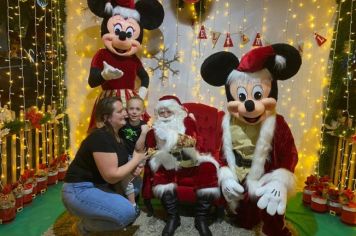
[223,33,233,48]
[314,32,327,47]
[252,32,263,47]
[197,25,207,39]
[149,48,180,83]
[240,31,250,45]
[211,31,221,48]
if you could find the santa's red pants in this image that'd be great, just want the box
[142,162,218,202]
[233,195,292,236]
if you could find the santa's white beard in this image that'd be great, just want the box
[153,114,186,134]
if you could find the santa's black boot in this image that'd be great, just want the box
[161,191,181,236]
[143,198,154,217]
[194,195,213,236]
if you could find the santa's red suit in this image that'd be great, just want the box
[219,113,298,236]
[142,116,220,199]
[142,95,220,236]
[88,48,149,129]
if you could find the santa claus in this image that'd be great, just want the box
[142,95,220,236]
[201,44,302,236]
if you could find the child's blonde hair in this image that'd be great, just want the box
[127,96,145,109]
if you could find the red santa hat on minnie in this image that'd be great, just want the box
[155,95,187,117]
[105,0,140,22]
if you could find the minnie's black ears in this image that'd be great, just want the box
[266,43,302,81]
[136,0,164,30]
[200,51,239,87]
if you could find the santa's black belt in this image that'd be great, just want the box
[233,150,252,168]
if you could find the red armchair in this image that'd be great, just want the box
[142,102,225,211]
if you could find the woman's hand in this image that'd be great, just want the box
[132,164,144,177]
[141,124,151,134]
[132,149,148,163]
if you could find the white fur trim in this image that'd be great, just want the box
[222,113,237,178]
[245,115,276,197]
[218,166,236,185]
[197,154,220,170]
[258,168,296,195]
[196,187,221,199]
[311,196,327,204]
[155,99,187,117]
[153,183,176,199]
[112,6,140,22]
[342,205,356,212]
[105,2,113,15]
[274,55,286,70]
[149,151,178,172]
[227,69,272,85]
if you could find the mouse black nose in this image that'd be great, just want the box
[118,31,127,40]
[244,100,255,112]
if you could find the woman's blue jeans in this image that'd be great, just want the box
[62,182,136,234]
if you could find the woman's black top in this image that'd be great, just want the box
[64,127,129,184]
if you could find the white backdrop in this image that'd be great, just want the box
[65,0,336,188]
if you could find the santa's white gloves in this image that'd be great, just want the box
[256,181,287,216]
[222,178,244,202]
[138,87,148,99]
[101,61,124,80]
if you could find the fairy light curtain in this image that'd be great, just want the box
[66,0,336,189]
[0,0,67,182]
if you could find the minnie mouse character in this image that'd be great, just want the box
[201,44,301,236]
[87,0,164,128]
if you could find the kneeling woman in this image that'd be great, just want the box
[62,96,147,235]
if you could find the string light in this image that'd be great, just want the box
[6,0,13,109]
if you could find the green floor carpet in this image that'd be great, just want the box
[286,192,355,236]
[0,184,355,236]
[0,182,65,236]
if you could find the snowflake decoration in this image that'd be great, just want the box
[149,48,179,82]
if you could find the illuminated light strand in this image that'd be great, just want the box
[50,1,55,106]
[16,0,26,110]
[317,1,344,176]
[341,0,354,190]
[42,4,47,108]
[6,0,13,109]
[34,0,40,107]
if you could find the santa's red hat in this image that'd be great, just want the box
[155,95,187,115]
[105,0,140,21]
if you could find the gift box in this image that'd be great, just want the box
[311,194,328,213]
[58,167,67,181]
[12,183,24,212]
[0,189,16,223]
[328,200,342,215]
[303,187,316,205]
[341,205,356,225]
[303,175,319,205]
[47,170,58,185]
[23,183,33,205]
[36,176,48,194]
[32,180,38,196]
[0,203,16,223]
